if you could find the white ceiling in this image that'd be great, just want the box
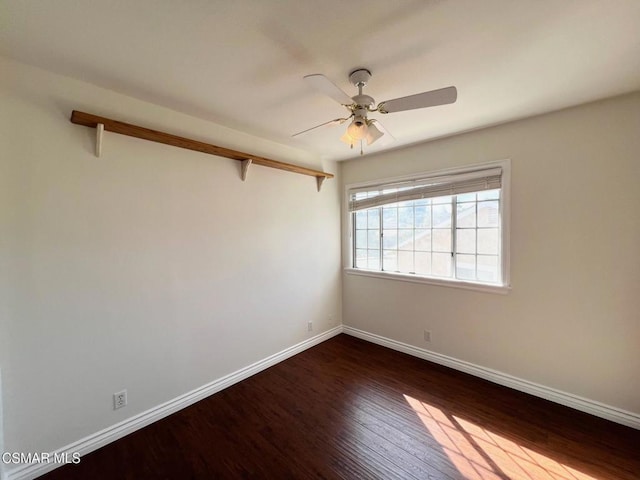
[2,0,639,161]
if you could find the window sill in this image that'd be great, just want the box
[344,268,511,294]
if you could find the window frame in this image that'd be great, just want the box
[344,160,511,294]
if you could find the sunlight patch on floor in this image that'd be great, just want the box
[404,395,599,480]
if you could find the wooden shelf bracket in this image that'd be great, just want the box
[95,123,104,157]
[70,110,333,190]
[241,158,252,181]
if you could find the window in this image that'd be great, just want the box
[347,161,510,292]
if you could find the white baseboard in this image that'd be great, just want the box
[343,326,640,430]
[6,326,343,480]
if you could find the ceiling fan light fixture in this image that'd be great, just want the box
[340,131,355,146]
[346,117,368,140]
[366,122,383,145]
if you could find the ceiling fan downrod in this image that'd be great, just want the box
[349,68,376,112]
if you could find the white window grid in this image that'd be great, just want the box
[352,191,502,285]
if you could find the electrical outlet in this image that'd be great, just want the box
[424,330,432,342]
[307,321,313,332]
[113,390,127,410]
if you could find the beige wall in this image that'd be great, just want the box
[341,92,640,414]
[0,57,342,456]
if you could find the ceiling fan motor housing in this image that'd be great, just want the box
[353,107,369,125]
[352,94,375,109]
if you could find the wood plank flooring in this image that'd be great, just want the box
[40,334,640,479]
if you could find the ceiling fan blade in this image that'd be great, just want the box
[378,86,457,114]
[292,117,348,137]
[304,74,354,106]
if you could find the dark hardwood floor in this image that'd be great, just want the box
[40,334,640,479]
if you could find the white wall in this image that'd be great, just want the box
[341,92,640,415]
[0,57,342,457]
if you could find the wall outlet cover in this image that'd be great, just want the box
[114,390,127,410]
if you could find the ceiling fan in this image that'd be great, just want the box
[293,68,457,154]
